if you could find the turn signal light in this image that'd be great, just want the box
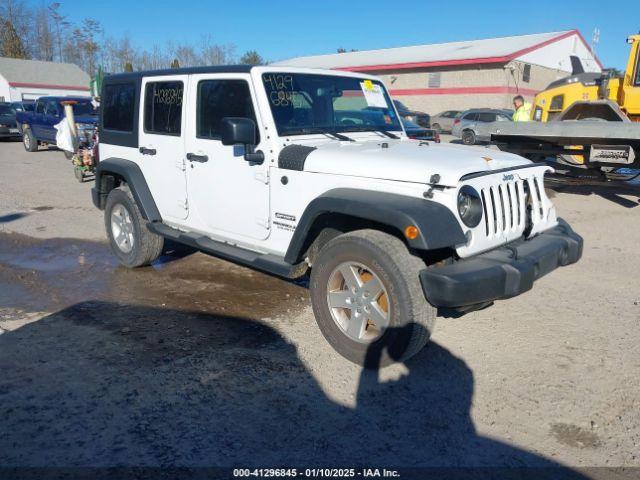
[404,225,419,240]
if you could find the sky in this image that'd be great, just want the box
[58,0,639,70]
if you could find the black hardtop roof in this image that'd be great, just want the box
[104,65,254,83]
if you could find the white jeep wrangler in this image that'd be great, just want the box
[92,66,583,366]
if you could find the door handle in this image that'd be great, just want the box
[186,152,209,163]
[139,147,157,155]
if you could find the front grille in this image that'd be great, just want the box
[456,165,557,259]
[479,175,549,239]
[480,179,524,238]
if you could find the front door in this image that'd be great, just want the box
[184,73,270,241]
[138,75,189,221]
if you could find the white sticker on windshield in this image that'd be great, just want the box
[360,80,388,108]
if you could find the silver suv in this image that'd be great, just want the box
[452,108,512,145]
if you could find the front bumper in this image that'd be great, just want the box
[420,219,583,308]
[0,127,20,138]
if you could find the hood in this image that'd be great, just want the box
[300,139,532,187]
[75,115,98,124]
[0,114,16,124]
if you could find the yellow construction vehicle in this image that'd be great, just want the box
[532,34,640,123]
[491,34,640,189]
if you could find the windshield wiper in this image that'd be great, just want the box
[285,127,354,142]
[324,131,354,142]
[342,125,401,139]
[376,130,400,139]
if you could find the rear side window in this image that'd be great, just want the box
[144,81,184,135]
[477,112,496,122]
[103,83,136,132]
[197,79,258,140]
[463,112,478,121]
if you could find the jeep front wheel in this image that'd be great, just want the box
[104,185,164,268]
[310,230,436,368]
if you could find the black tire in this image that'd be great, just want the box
[432,123,442,133]
[22,128,38,152]
[310,229,436,368]
[461,129,476,146]
[104,185,164,268]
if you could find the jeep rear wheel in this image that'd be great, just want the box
[104,185,164,268]
[310,230,436,368]
[22,128,38,152]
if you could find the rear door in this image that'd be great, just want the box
[138,75,189,221]
[476,112,497,140]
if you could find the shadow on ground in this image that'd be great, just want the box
[0,301,587,478]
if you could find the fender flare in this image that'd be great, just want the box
[284,188,466,264]
[92,157,161,222]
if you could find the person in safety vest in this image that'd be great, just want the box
[512,95,532,122]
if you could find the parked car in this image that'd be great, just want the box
[451,108,512,145]
[393,99,430,127]
[16,96,97,157]
[0,103,20,140]
[92,65,582,367]
[402,118,440,142]
[429,110,462,133]
[11,100,34,112]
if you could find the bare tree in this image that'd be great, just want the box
[48,2,69,62]
[32,5,54,61]
[200,34,235,65]
[173,43,199,67]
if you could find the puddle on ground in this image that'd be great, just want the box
[0,232,309,320]
[549,422,601,449]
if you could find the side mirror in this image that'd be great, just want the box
[220,117,264,164]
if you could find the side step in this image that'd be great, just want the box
[147,222,306,279]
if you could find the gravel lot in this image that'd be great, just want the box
[1,140,639,475]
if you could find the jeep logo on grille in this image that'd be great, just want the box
[502,174,515,181]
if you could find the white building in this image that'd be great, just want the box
[274,30,603,113]
[0,57,90,103]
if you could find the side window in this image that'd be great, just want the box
[197,79,258,140]
[464,112,478,121]
[635,47,640,86]
[523,64,531,83]
[36,101,45,114]
[477,112,496,122]
[103,83,136,132]
[550,95,564,111]
[144,81,183,135]
[45,101,59,116]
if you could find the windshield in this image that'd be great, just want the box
[263,73,402,136]
[401,118,423,129]
[0,105,15,115]
[69,101,96,116]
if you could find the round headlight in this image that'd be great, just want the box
[457,185,483,228]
